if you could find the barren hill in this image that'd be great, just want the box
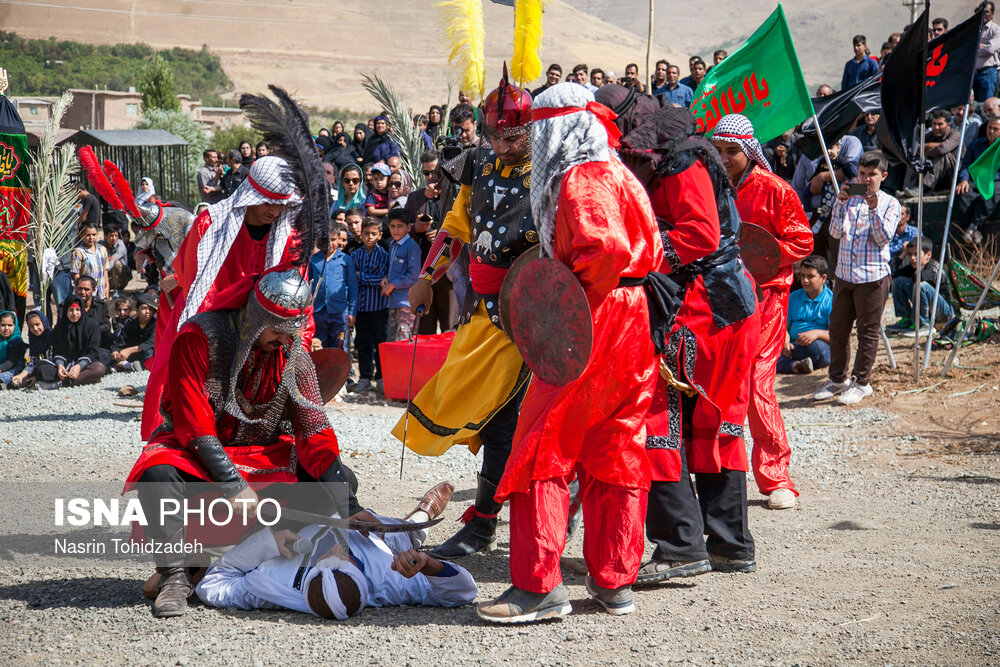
[0,0,683,112]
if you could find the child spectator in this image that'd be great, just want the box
[103,223,131,296]
[777,255,832,375]
[345,207,365,255]
[381,209,422,341]
[364,163,392,221]
[49,296,106,389]
[9,310,52,389]
[112,297,132,338]
[0,311,25,389]
[813,151,900,406]
[308,222,358,351]
[349,217,389,394]
[887,237,954,337]
[71,223,110,299]
[842,34,879,90]
[110,292,158,372]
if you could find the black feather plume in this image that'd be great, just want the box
[239,85,330,263]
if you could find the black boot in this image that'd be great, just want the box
[427,474,502,560]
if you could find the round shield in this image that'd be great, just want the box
[508,258,593,385]
[498,245,541,339]
[738,222,783,285]
[310,348,351,403]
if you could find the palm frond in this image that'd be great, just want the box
[360,73,428,186]
[25,91,79,299]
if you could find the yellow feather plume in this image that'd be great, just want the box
[511,0,546,86]
[437,0,487,101]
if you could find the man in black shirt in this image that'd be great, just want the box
[77,184,101,230]
[221,149,250,197]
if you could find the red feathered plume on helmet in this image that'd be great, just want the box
[77,146,124,211]
[102,160,143,218]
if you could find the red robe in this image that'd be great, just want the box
[643,161,760,480]
[141,211,313,439]
[496,159,662,501]
[732,164,812,494]
[127,324,339,490]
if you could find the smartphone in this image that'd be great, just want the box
[846,182,868,196]
[418,214,432,222]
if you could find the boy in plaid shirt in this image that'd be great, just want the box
[812,151,900,406]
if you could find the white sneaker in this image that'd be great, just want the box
[768,488,797,510]
[811,378,850,401]
[836,381,873,405]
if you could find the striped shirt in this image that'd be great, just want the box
[351,244,389,312]
[830,189,901,284]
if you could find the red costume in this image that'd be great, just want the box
[733,164,812,495]
[643,162,761,481]
[498,159,662,593]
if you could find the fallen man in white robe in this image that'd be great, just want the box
[195,482,477,619]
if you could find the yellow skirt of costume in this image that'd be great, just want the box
[391,301,530,456]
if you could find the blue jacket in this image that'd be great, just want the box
[959,136,1000,184]
[308,249,358,317]
[386,235,421,310]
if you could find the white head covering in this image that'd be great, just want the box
[713,114,772,172]
[530,83,612,257]
[179,155,303,327]
[135,177,156,206]
[304,556,370,620]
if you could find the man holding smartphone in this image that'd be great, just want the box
[405,150,453,334]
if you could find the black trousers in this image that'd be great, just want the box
[477,380,528,488]
[355,309,388,380]
[646,397,754,561]
[418,275,453,335]
[136,457,359,566]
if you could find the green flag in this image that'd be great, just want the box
[690,3,814,143]
[968,137,1000,199]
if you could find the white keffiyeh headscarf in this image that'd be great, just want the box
[179,156,303,328]
[713,114,772,172]
[530,83,614,257]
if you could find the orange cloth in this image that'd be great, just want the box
[496,160,661,500]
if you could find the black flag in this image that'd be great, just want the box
[796,73,881,160]
[925,8,984,111]
[877,5,929,167]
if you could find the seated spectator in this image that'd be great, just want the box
[111,297,131,338]
[110,292,157,373]
[365,162,392,221]
[0,310,25,389]
[308,222,357,351]
[8,310,51,389]
[850,112,880,152]
[951,104,982,149]
[888,204,917,273]
[816,84,834,98]
[679,57,706,91]
[69,276,113,366]
[135,177,156,207]
[778,255,832,375]
[887,238,954,336]
[842,35,879,90]
[71,223,110,300]
[955,116,1000,244]
[102,223,131,296]
[904,110,960,192]
[654,65,694,107]
[363,116,401,165]
[48,295,106,389]
[221,149,250,197]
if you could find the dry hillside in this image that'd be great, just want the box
[0,0,683,112]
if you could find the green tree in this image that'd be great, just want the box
[138,52,180,111]
[211,124,261,156]
[134,109,208,196]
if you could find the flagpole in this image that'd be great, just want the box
[645,0,654,96]
[941,253,1000,375]
[923,102,969,368]
[812,114,840,197]
[913,119,925,382]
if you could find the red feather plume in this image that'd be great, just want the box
[102,160,142,218]
[77,145,123,211]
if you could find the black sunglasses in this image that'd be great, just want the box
[342,177,361,184]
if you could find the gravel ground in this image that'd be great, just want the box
[1,370,998,666]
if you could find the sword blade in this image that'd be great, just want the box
[258,504,444,533]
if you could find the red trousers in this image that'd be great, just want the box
[747,286,798,496]
[508,469,647,593]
